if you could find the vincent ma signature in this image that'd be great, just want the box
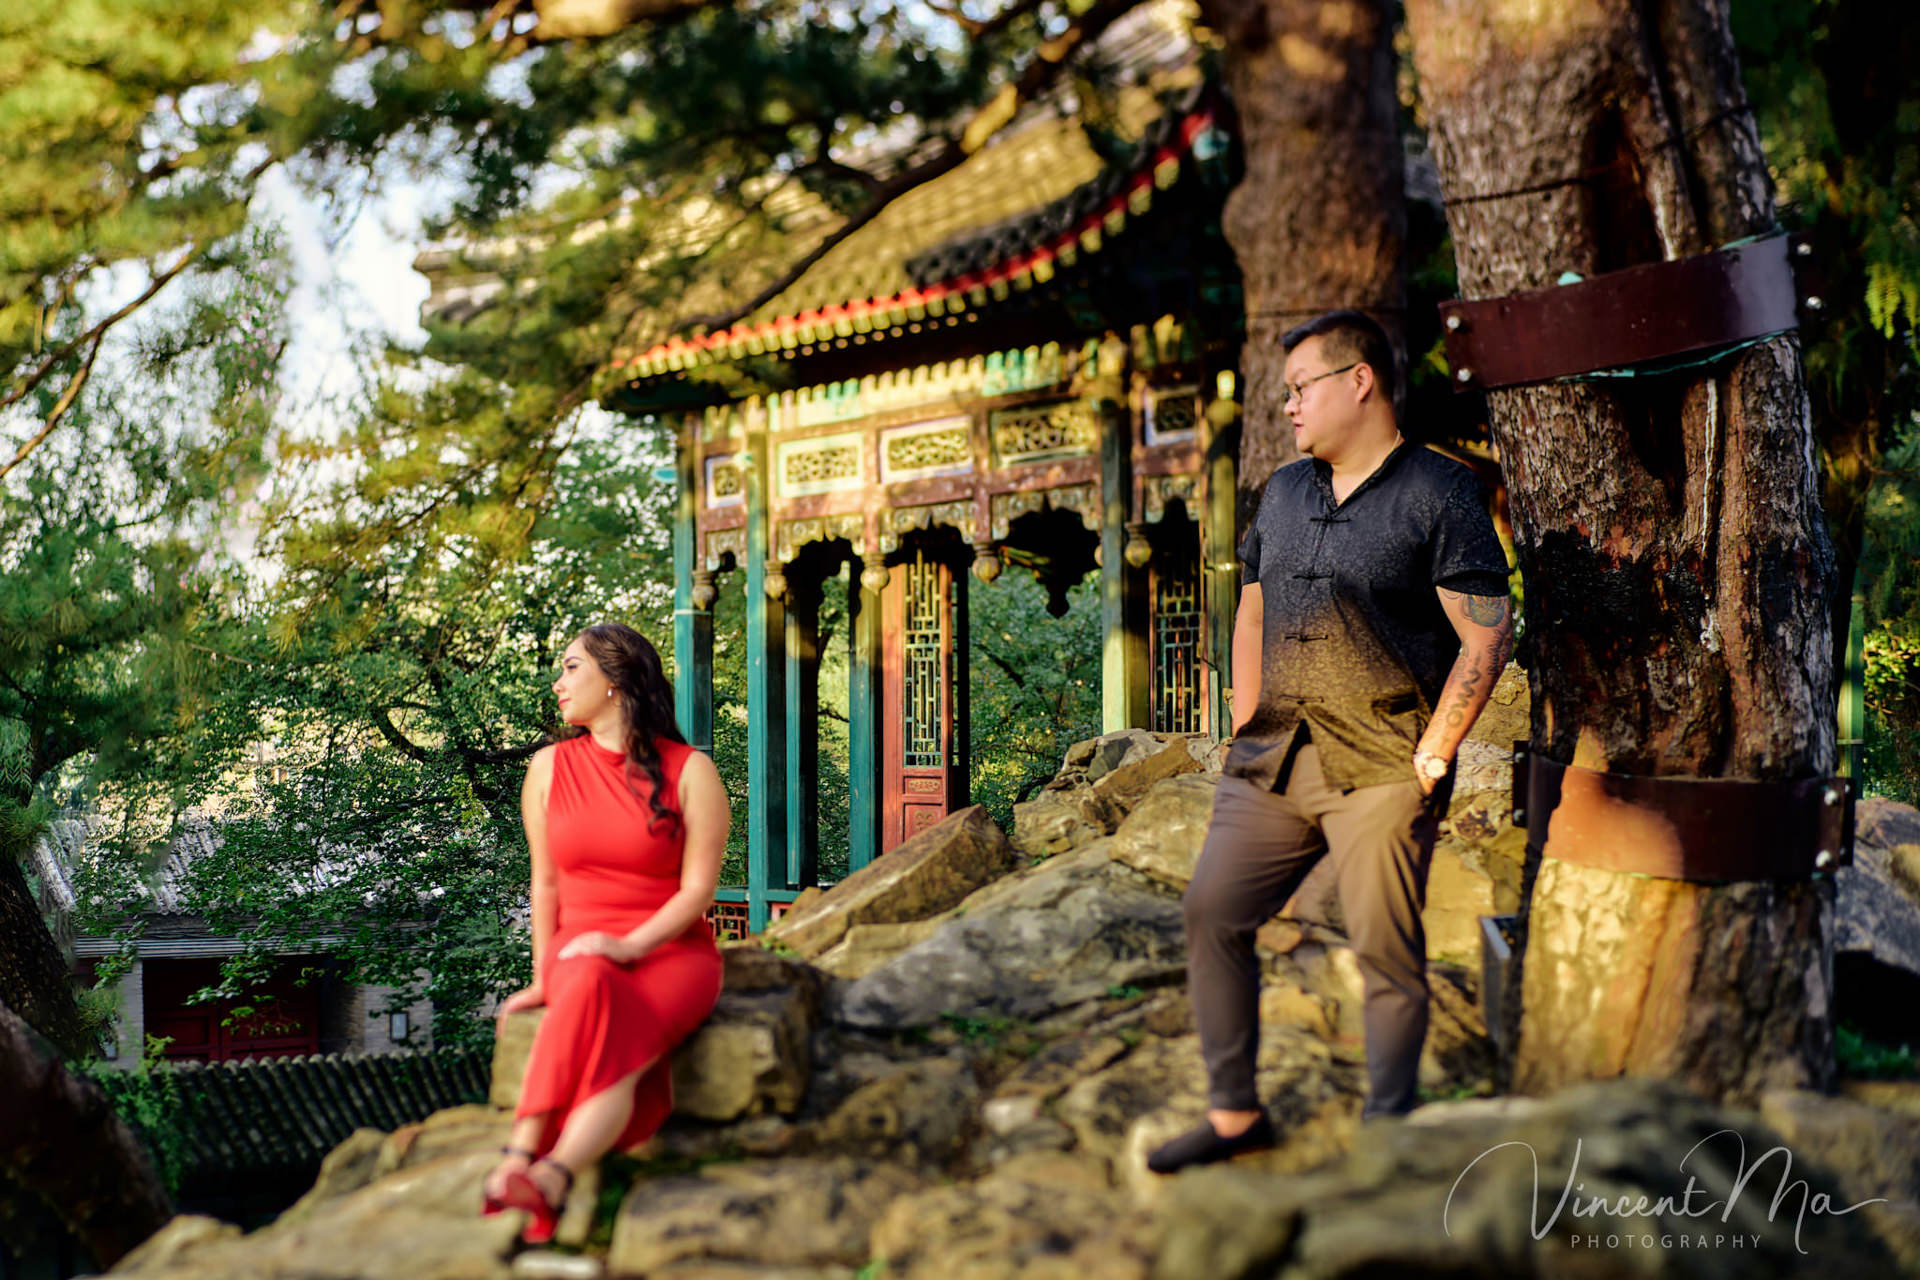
[1443,1130,1886,1255]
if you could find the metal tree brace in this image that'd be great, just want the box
[1439,232,1819,390]
[1510,744,1854,882]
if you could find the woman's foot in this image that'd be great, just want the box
[481,1147,534,1214]
[500,1156,574,1244]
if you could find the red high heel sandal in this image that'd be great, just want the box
[481,1146,537,1217]
[499,1157,574,1245]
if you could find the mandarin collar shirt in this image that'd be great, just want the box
[1225,442,1511,792]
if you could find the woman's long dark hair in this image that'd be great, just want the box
[574,623,687,836]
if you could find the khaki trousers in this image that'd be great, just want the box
[1183,740,1446,1118]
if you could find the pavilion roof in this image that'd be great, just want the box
[604,78,1227,392]
[414,2,1232,406]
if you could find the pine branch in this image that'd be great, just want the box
[926,0,1052,42]
[1,249,199,417]
[370,707,433,762]
[682,0,1147,334]
[0,333,103,482]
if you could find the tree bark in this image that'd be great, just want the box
[1196,0,1405,524]
[1405,0,1836,1102]
[0,996,172,1268]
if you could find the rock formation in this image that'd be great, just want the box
[109,672,1920,1278]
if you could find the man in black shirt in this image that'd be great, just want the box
[1148,311,1513,1174]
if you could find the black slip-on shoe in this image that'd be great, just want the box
[1145,1113,1277,1174]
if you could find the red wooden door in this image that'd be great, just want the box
[882,550,960,850]
[144,957,322,1062]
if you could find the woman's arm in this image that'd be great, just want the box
[564,749,727,963]
[499,745,557,1015]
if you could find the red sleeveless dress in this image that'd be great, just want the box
[516,734,723,1152]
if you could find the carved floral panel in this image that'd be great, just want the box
[990,400,1100,467]
[880,416,973,483]
[776,431,864,498]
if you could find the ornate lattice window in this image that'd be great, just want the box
[903,553,946,768]
[706,901,751,942]
[1152,554,1204,734]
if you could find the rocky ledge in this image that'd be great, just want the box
[113,671,1920,1279]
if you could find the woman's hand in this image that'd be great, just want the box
[556,931,639,963]
[497,984,546,1019]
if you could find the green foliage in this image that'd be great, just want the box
[968,570,1103,836]
[116,423,683,1047]
[938,1011,1025,1050]
[1859,418,1920,802]
[1836,1022,1918,1080]
[81,1039,189,1194]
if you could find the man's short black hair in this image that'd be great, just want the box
[1281,310,1397,407]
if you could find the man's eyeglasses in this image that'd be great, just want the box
[1283,362,1359,407]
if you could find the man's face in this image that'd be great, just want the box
[1284,335,1359,459]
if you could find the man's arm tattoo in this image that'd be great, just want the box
[1464,592,1509,627]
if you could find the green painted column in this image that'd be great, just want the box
[744,429,787,933]
[784,580,819,890]
[1200,364,1242,740]
[672,413,714,753]
[1098,338,1148,732]
[847,556,884,873]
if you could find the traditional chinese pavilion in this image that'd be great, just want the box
[424,8,1247,932]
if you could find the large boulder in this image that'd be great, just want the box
[764,804,1014,958]
[670,949,822,1121]
[809,1055,980,1165]
[110,1143,521,1280]
[1011,731,1213,860]
[1759,1088,1920,1271]
[867,1152,1149,1280]
[1837,799,1920,982]
[828,842,1187,1029]
[810,918,945,979]
[1109,773,1218,888]
[606,1157,923,1275]
[492,948,823,1123]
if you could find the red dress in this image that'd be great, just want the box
[517,734,723,1152]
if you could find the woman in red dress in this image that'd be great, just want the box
[482,623,727,1242]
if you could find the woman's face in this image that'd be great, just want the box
[553,638,615,726]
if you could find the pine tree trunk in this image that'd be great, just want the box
[0,996,172,1268]
[1198,0,1405,522]
[1404,0,1836,1102]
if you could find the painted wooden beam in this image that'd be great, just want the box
[744,409,788,933]
[784,585,820,890]
[847,562,883,872]
[673,411,715,753]
[1098,339,1148,732]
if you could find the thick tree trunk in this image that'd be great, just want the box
[1405,0,1836,1102]
[0,996,172,1268]
[1197,0,1405,523]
